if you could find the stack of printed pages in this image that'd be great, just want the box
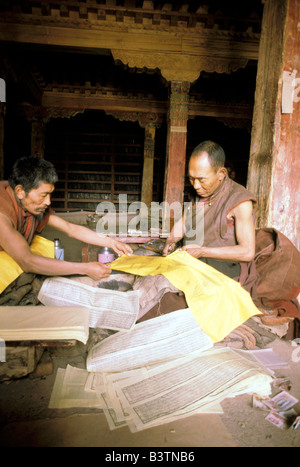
[0,305,90,344]
[38,276,140,331]
[49,308,274,432]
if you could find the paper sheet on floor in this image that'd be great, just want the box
[49,347,272,432]
[48,362,224,430]
[86,308,213,373]
[38,276,140,331]
[111,250,262,342]
[107,347,273,432]
[48,365,105,409]
[249,348,289,370]
[84,346,272,432]
[48,311,272,433]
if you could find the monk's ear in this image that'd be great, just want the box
[14,184,26,201]
[217,167,227,181]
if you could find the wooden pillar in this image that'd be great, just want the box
[106,110,163,208]
[141,123,156,207]
[163,81,190,207]
[31,117,45,158]
[248,0,300,249]
[0,103,5,179]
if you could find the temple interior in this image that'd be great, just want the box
[0,0,300,448]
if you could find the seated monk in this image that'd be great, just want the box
[141,140,258,322]
[163,140,258,293]
[0,156,132,285]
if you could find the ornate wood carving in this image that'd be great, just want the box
[111,50,249,83]
[18,105,85,157]
[216,117,252,132]
[0,2,260,86]
[18,104,84,122]
[168,81,190,128]
[105,110,163,128]
[0,1,262,34]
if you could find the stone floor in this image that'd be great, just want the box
[0,335,299,448]
[1,224,299,448]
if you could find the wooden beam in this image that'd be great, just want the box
[0,20,259,58]
[141,124,156,207]
[41,86,252,120]
[163,81,190,211]
[0,19,260,84]
[268,0,300,249]
[248,0,288,227]
[248,0,300,249]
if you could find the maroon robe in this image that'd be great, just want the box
[0,181,52,251]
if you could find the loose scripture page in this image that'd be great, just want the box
[48,365,105,409]
[86,308,213,373]
[112,347,273,432]
[95,368,148,430]
[38,276,140,331]
[96,364,223,431]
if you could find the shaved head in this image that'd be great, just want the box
[188,141,227,198]
[190,141,225,171]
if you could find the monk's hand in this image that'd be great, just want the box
[162,240,176,256]
[85,262,112,280]
[181,244,203,258]
[109,238,133,257]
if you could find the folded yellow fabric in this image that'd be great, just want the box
[111,250,261,343]
[0,235,54,294]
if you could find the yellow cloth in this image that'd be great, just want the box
[111,250,261,343]
[0,235,55,294]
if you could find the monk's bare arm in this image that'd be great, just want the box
[47,214,133,257]
[182,201,255,262]
[0,213,111,280]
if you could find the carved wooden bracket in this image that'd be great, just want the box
[105,110,164,128]
[112,50,249,83]
[168,81,190,127]
[216,116,252,132]
[17,104,84,122]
